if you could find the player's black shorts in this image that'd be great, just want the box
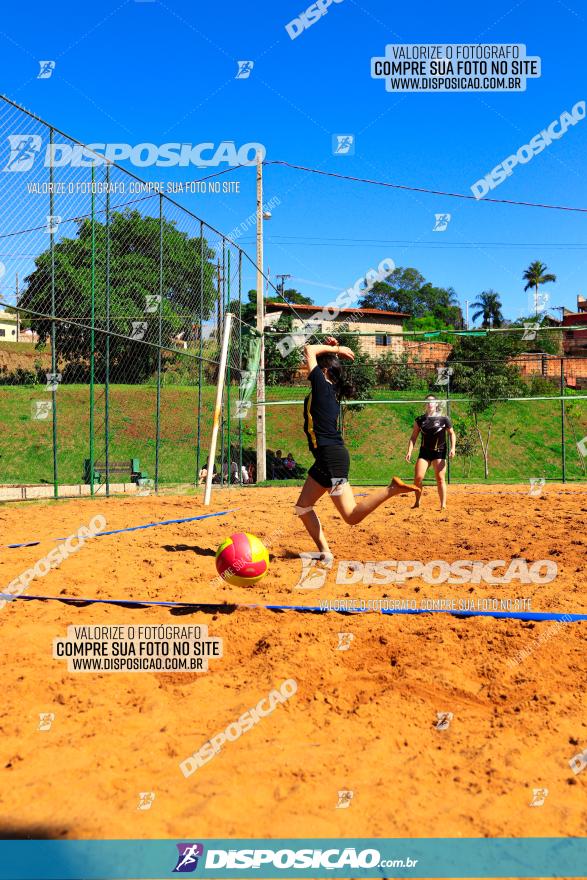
[308,444,350,489]
[418,447,447,463]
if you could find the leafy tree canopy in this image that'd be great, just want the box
[359,266,463,328]
[20,209,218,382]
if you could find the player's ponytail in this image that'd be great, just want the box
[317,353,355,402]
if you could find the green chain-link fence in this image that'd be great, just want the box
[0,96,261,498]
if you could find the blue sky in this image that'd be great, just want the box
[1,0,586,321]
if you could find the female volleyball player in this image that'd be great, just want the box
[294,336,420,559]
[406,394,456,510]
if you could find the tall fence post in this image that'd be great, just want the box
[238,249,243,484]
[226,246,231,487]
[105,165,111,497]
[155,194,164,492]
[561,357,566,483]
[220,240,226,486]
[203,313,233,506]
[89,164,96,498]
[49,128,59,499]
[446,372,451,484]
[195,221,204,484]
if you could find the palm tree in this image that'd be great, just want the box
[523,260,556,316]
[471,290,504,328]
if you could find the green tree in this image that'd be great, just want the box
[281,288,314,306]
[452,416,478,477]
[264,313,304,386]
[330,325,376,435]
[19,210,218,383]
[523,260,556,316]
[471,290,504,328]
[449,332,526,478]
[360,267,462,327]
[375,351,424,391]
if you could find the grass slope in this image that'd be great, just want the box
[0,385,585,486]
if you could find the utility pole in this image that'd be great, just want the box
[276,273,292,298]
[15,272,19,342]
[465,299,469,330]
[216,259,223,344]
[255,150,267,482]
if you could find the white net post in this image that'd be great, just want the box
[203,312,233,506]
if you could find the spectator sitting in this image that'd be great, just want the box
[272,449,286,480]
[284,452,296,474]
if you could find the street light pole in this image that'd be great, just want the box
[255,150,267,482]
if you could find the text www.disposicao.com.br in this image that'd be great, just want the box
[70,657,202,671]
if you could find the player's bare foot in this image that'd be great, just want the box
[388,476,421,499]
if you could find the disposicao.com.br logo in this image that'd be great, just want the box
[3,134,266,171]
[192,846,416,871]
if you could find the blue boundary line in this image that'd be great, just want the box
[0,593,585,621]
[4,509,239,549]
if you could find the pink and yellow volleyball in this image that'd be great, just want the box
[215,532,269,586]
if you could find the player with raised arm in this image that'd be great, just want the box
[294,336,420,560]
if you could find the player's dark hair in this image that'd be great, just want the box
[317,353,355,401]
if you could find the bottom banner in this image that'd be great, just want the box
[0,838,586,879]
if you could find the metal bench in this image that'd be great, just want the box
[83,458,148,485]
